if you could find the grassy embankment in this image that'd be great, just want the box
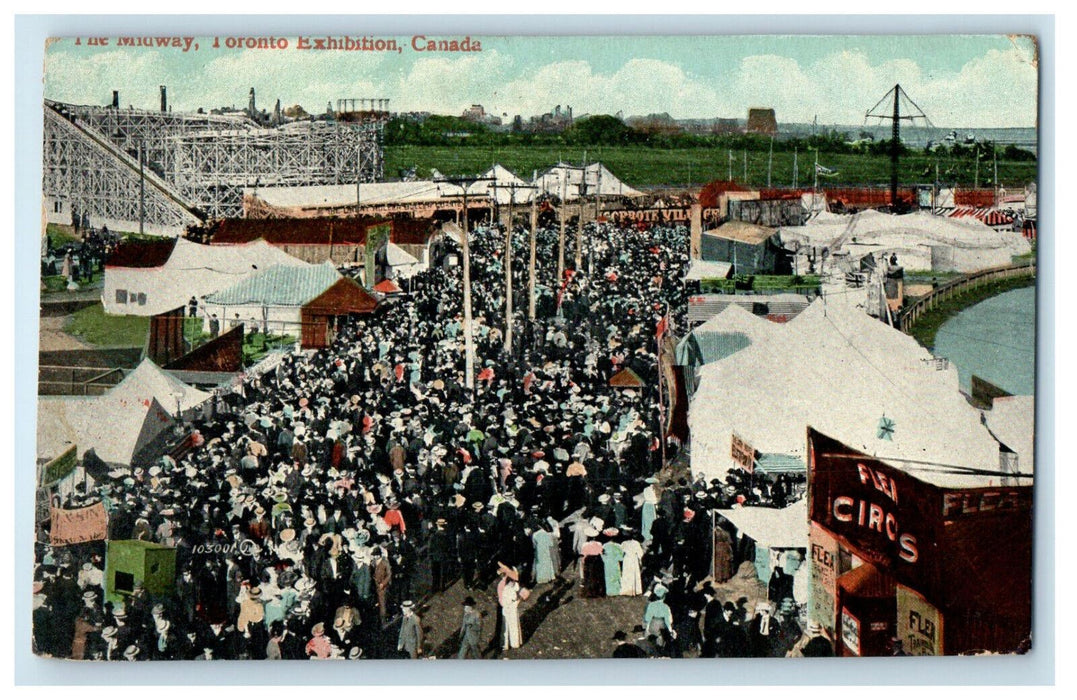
[385,145,1038,190]
[906,275,1036,350]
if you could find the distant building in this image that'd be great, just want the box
[462,104,486,121]
[746,108,778,136]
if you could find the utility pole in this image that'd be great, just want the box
[866,84,932,210]
[743,151,747,183]
[993,146,999,207]
[767,136,774,188]
[558,170,567,281]
[793,146,798,189]
[576,160,586,271]
[138,142,145,236]
[505,182,514,354]
[528,177,538,321]
[438,175,495,393]
[728,149,733,181]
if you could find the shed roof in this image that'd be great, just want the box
[609,367,644,387]
[206,262,341,307]
[304,277,379,314]
[703,221,778,245]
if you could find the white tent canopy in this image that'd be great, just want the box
[780,209,1030,273]
[468,164,533,204]
[690,297,1018,488]
[533,162,644,201]
[685,259,734,281]
[384,242,423,279]
[36,359,209,465]
[104,238,311,316]
[715,500,808,549]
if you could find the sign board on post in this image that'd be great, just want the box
[50,502,109,546]
[809,523,840,635]
[731,433,756,473]
[841,608,862,656]
[41,445,78,486]
[364,222,391,287]
[896,584,944,656]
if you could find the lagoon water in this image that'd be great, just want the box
[932,286,1036,396]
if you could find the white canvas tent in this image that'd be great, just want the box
[468,164,533,204]
[714,500,808,549]
[384,242,423,279]
[244,180,466,210]
[104,238,311,316]
[780,209,1030,273]
[690,297,1020,488]
[533,162,644,201]
[37,359,209,465]
[685,259,734,281]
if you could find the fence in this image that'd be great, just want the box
[38,365,128,396]
[897,261,1036,334]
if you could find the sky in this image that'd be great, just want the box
[43,34,1039,128]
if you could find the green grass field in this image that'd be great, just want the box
[64,304,206,349]
[385,145,1037,190]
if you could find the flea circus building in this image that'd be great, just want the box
[807,428,1033,657]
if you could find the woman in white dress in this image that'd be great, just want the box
[498,567,523,651]
[620,537,644,596]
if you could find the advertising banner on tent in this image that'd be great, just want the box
[731,433,755,473]
[896,584,944,656]
[41,444,78,486]
[810,522,840,634]
[365,222,391,286]
[50,502,108,546]
[841,607,862,656]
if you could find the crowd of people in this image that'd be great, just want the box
[42,224,119,285]
[34,217,822,660]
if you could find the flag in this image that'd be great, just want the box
[815,163,839,177]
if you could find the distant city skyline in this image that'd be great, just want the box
[44,34,1038,128]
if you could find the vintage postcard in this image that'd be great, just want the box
[33,33,1038,661]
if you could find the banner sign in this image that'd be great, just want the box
[896,584,944,656]
[841,608,861,656]
[809,523,839,635]
[41,445,78,486]
[50,502,108,546]
[731,433,756,473]
[808,429,934,571]
[608,207,723,225]
[365,222,391,286]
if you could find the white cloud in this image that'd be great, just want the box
[42,41,1038,127]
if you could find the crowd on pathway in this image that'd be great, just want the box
[34,219,820,660]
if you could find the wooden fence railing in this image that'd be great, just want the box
[897,261,1036,333]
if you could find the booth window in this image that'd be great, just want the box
[137,293,147,306]
[113,571,134,594]
[115,289,127,304]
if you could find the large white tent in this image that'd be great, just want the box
[37,359,210,465]
[779,209,1031,273]
[467,164,533,204]
[533,162,644,201]
[714,500,808,549]
[689,297,1022,488]
[104,238,311,316]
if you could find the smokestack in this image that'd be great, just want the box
[112,90,119,109]
[160,85,167,113]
